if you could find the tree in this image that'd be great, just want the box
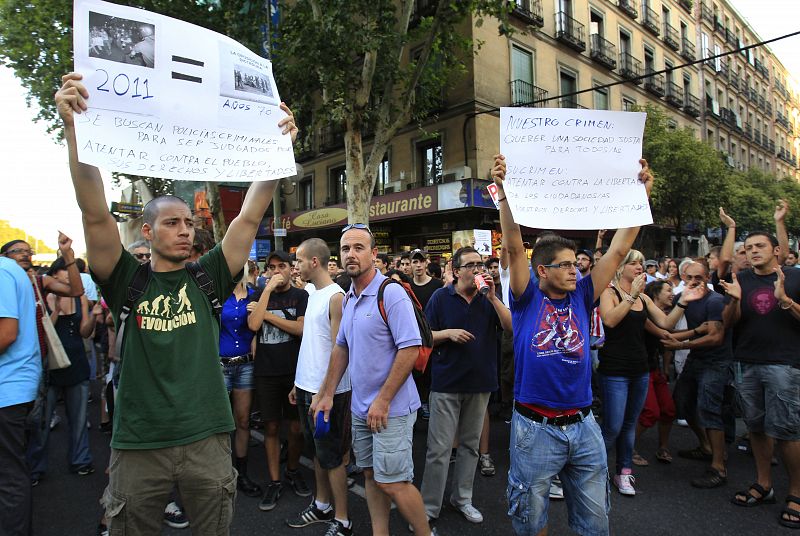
[269,0,512,223]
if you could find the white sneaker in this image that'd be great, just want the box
[450,500,483,523]
[676,419,689,427]
[548,478,564,500]
[614,473,636,496]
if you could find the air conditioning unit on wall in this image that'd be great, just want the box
[442,166,472,183]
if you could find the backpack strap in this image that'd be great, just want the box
[376,278,393,325]
[186,261,222,323]
[113,261,152,384]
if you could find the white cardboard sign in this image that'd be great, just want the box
[73,0,297,182]
[499,107,651,230]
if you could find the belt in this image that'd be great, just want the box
[220,354,253,366]
[514,403,591,427]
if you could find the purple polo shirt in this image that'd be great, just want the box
[336,270,422,418]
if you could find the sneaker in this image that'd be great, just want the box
[96,523,108,536]
[287,470,312,497]
[479,453,496,477]
[286,500,334,527]
[323,519,354,536]
[613,473,636,496]
[31,474,41,487]
[450,500,483,523]
[259,482,283,511]
[237,474,263,498]
[421,402,430,421]
[676,419,689,427]
[549,477,564,500]
[163,501,189,529]
[49,414,61,430]
[76,464,95,476]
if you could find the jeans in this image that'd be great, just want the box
[599,373,649,474]
[508,410,609,536]
[0,403,33,536]
[27,380,92,476]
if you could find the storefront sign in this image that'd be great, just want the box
[425,234,452,254]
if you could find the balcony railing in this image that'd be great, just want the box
[619,52,643,83]
[748,88,758,103]
[714,17,725,34]
[730,76,739,90]
[744,123,753,140]
[769,139,776,154]
[717,60,729,81]
[700,3,713,25]
[319,123,345,151]
[680,38,695,61]
[663,23,680,50]
[590,34,617,70]
[511,0,544,27]
[679,0,693,13]
[554,12,586,51]
[726,29,737,47]
[618,0,638,19]
[665,82,684,107]
[644,68,665,97]
[684,93,701,117]
[642,6,661,35]
[559,98,587,109]
[766,102,773,116]
[720,107,738,130]
[777,112,791,130]
[510,79,548,107]
[754,131,762,145]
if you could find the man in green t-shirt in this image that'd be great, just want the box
[55,72,298,535]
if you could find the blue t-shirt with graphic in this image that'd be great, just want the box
[510,275,595,409]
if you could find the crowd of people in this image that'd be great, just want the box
[0,72,798,536]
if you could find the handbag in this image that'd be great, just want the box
[33,279,72,370]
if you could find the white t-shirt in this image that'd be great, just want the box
[499,263,511,306]
[80,272,98,301]
[294,282,349,394]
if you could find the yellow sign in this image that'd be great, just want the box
[292,207,348,229]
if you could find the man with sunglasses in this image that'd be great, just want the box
[313,223,435,536]
[492,155,654,536]
[127,240,151,264]
[2,234,85,298]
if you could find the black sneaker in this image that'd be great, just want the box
[286,500,334,527]
[324,520,354,536]
[237,474,263,498]
[259,482,283,511]
[163,501,189,529]
[76,464,95,476]
[286,470,312,497]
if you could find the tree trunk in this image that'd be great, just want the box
[205,181,227,242]
[344,126,371,224]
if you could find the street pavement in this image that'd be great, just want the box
[31,391,791,536]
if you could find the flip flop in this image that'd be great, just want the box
[655,448,673,464]
[632,452,649,466]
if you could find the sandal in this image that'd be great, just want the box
[691,468,727,489]
[655,448,673,464]
[632,452,649,467]
[731,483,776,507]
[780,495,800,529]
[677,446,712,461]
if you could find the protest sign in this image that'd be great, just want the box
[473,230,492,256]
[72,0,297,182]
[499,107,650,230]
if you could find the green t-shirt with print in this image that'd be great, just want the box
[95,244,236,449]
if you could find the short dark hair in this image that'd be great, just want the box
[385,269,411,284]
[298,238,330,266]
[535,231,559,244]
[427,262,442,279]
[75,258,87,272]
[377,253,389,265]
[644,279,671,301]
[192,228,215,255]
[452,247,480,269]
[486,256,500,267]
[531,235,576,268]
[142,195,190,227]
[790,249,799,257]
[47,256,67,276]
[400,252,410,261]
[744,231,779,248]
[708,246,722,258]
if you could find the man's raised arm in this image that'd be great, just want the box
[591,159,654,302]
[57,73,121,282]
[221,103,298,276]
[491,154,530,300]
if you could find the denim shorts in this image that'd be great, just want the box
[673,359,731,430]
[352,412,416,484]
[222,361,254,392]
[735,362,800,441]
[296,388,352,470]
[508,410,610,536]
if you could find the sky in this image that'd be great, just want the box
[1,1,799,257]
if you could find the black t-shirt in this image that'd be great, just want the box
[734,268,800,366]
[710,269,732,296]
[411,277,444,310]
[250,286,308,376]
[679,290,733,362]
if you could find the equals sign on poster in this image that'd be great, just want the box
[171,55,204,83]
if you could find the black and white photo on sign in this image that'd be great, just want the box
[88,11,156,68]
[232,63,274,98]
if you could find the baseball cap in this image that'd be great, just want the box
[577,248,593,259]
[410,249,427,260]
[266,250,291,264]
[645,259,658,267]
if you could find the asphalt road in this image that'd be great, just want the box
[30,392,792,536]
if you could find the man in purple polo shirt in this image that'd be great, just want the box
[313,224,434,536]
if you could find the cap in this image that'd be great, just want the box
[266,250,291,264]
[577,248,593,259]
[410,248,427,260]
[645,259,658,267]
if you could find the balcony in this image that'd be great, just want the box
[680,38,695,61]
[775,81,789,99]
[665,82,684,108]
[684,93,701,117]
[642,6,661,36]
[769,139,776,154]
[730,76,739,90]
[510,79,548,107]
[726,29,737,48]
[755,59,769,80]
[720,107,739,130]
[319,123,345,151]
[559,98,587,109]
[758,94,766,109]
[717,60,729,81]
[777,112,791,130]
[744,123,752,140]
[644,68,665,97]
[748,88,758,103]
[754,131,762,145]
[590,34,617,70]
[663,23,680,50]
[619,52,643,84]
[554,12,586,52]
[511,0,544,27]
[679,0,694,13]
[714,17,725,34]
[617,0,638,19]
[766,102,773,116]
[700,3,713,25]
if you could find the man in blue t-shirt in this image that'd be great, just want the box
[492,155,654,536]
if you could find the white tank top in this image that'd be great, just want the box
[295,282,350,394]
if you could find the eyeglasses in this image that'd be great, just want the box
[133,253,152,260]
[6,248,35,256]
[459,262,486,271]
[542,261,579,270]
[341,223,371,234]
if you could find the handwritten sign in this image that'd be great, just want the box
[499,108,650,229]
[72,0,297,182]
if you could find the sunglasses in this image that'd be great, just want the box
[341,223,371,234]
[133,253,152,260]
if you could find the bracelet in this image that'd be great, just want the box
[497,196,507,203]
[780,299,795,310]
[63,260,76,268]
[676,302,687,309]
[624,295,636,304]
